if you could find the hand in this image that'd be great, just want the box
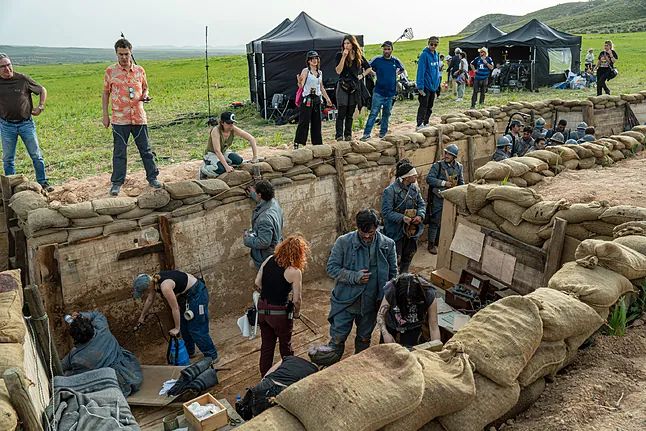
[293,311,300,319]
[225,164,234,173]
[343,49,350,56]
[245,185,256,196]
[31,107,43,116]
[71,312,80,319]
[326,99,333,107]
[359,269,371,284]
[382,331,396,344]
[403,216,412,224]
[412,216,422,225]
[418,89,426,97]
[169,327,180,337]
[102,115,110,128]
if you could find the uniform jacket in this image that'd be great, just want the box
[381,180,426,241]
[426,160,465,197]
[513,137,535,157]
[492,148,510,161]
[244,198,284,268]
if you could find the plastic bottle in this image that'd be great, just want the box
[64,315,74,324]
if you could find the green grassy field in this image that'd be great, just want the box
[10,32,646,184]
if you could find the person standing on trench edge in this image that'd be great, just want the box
[381,159,426,273]
[415,36,442,131]
[102,38,161,196]
[132,270,218,362]
[254,235,310,376]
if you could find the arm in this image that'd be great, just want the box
[286,268,302,318]
[320,82,332,105]
[470,60,476,72]
[485,58,494,70]
[138,287,156,324]
[255,256,271,291]
[428,300,441,341]
[426,163,445,188]
[31,86,47,116]
[297,69,308,89]
[326,236,362,284]
[375,297,395,343]
[415,187,427,219]
[386,240,398,280]
[80,310,107,329]
[244,217,273,250]
[235,127,258,162]
[102,70,111,128]
[335,52,346,75]
[141,68,150,100]
[416,53,426,91]
[160,282,181,336]
[381,185,406,225]
[457,165,465,185]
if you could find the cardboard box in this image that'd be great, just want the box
[431,267,460,291]
[183,393,229,431]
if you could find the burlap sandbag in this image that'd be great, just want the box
[600,205,646,225]
[0,271,25,344]
[612,134,640,151]
[501,221,545,246]
[553,201,609,224]
[582,220,616,237]
[383,349,476,431]
[164,181,205,199]
[517,341,566,387]
[577,157,596,169]
[561,331,596,369]
[441,185,468,214]
[580,142,609,158]
[499,159,530,177]
[0,343,24,375]
[521,171,544,186]
[474,161,512,181]
[542,223,593,242]
[237,406,306,431]
[438,373,520,431]
[8,190,48,219]
[478,204,506,227]
[526,288,603,342]
[507,176,528,187]
[497,378,545,426]
[486,186,541,208]
[311,144,333,158]
[522,200,569,225]
[466,215,499,231]
[541,169,555,177]
[563,144,594,159]
[29,231,69,247]
[137,188,172,208]
[58,201,98,218]
[418,420,445,431]
[117,206,155,220]
[72,215,114,227]
[276,344,424,431]
[493,200,525,226]
[563,159,579,170]
[620,130,646,144]
[313,164,337,176]
[614,235,646,256]
[68,227,104,243]
[26,207,69,232]
[609,150,625,162]
[0,381,17,431]
[466,183,499,213]
[103,220,138,236]
[513,156,548,172]
[92,197,137,215]
[545,146,579,161]
[575,239,646,280]
[613,221,646,238]
[444,296,542,387]
[526,150,561,166]
[344,153,368,165]
[547,261,634,309]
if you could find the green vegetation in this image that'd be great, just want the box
[462,0,646,34]
[606,298,628,336]
[9,31,646,183]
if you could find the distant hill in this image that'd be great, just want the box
[461,0,646,35]
[0,45,244,65]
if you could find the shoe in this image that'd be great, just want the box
[470,105,476,109]
[416,124,428,131]
[378,133,387,139]
[110,183,121,196]
[359,135,370,142]
[428,245,438,255]
[455,98,463,102]
[335,136,343,141]
[293,142,300,149]
[40,182,54,193]
[148,179,162,189]
[344,136,352,141]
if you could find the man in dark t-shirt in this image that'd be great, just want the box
[0,53,52,191]
[375,273,440,347]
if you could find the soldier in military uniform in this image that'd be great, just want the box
[532,117,547,140]
[492,136,512,161]
[425,144,464,255]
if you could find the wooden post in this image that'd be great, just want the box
[466,137,476,182]
[394,142,405,162]
[436,201,457,270]
[158,215,175,270]
[333,147,350,235]
[1,175,16,264]
[583,104,595,128]
[3,368,42,431]
[24,285,63,378]
[14,228,28,285]
[543,217,567,285]
[435,129,444,163]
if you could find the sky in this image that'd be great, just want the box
[0,0,572,48]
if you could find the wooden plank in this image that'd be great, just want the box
[333,147,349,235]
[1,175,16,260]
[543,217,567,285]
[24,285,63,377]
[466,137,475,183]
[435,129,444,162]
[118,242,165,261]
[14,228,28,285]
[583,104,595,127]
[127,365,183,407]
[480,226,546,259]
[3,368,42,431]
[436,200,457,270]
[159,215,175,270]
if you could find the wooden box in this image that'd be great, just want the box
[431,267,460,291]
[183,393,229,431]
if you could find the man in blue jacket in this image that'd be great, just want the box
[324,209,397,363]
[244,180,284,269]
[381,159,426,273]
[416,36,442,130]
[470,47,494,109]
[361,41,405,141]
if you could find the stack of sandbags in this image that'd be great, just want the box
[536,201,615,243]
[484,186,546,246]
[575,238,646,280]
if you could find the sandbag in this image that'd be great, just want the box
[580,142,609,158]
[545,146,579,161]
[563,144,594,159]
[8,190,48,219]
[501,221,545,246]
[182,194,210,205]
[103,220,138,236]
[486,185,541,208]
[581,220,615,237]
[499,159,530,177]
[441,185,468,214]
[562,331,596,368]
[137,188,172,208]
[526,150,562,166]
[13,181,42,194]
[507,176,528,187]
[58,201,98,218]
[284,165,313,178]
[577,157,596,169]
[609,150,625,161]
[383,349,475,431]
[68,227,104,243]
[620,130,646,144]
[493,200,525,226]
[541,169,555,177]
[237,406,305,431]
[0,285,25,344]
[614,235,646,255]
[526,288,604,342]
[565,224,594,241]
[117,206,154,220]
[553,201,609,224]
[478,204,505,227]
[0,381,17,431]
[344,153,367,165]
[276,344,424,431]
[92,197,138,215]
[466,215,499,231]
[547,261,634,310]
[351,141,377,154]
[474,161,512,181]
[613,221,646,238]
[438,374,520,431]
[29,231,68,247]
[26,207,69,232]
[71,215,114,227]
[0,343,24,375]
[517,341,566,387]
[522,200,569,225]
[444,296,542,387]
[563,159,579,170]
[521,171,544,186]
[600,205,646,225]
[466,183,499,213]
[164,181,206,199]
[513,156,548,172]
[497,378,546,425]
[312,164,337,177]
[288,148,314,163]
[311,144,333,158]
[575,239,646,280]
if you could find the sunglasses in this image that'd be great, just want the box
[429,43,438,47]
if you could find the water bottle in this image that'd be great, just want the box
[64,315,74,324]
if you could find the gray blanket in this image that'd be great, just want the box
[46,367,140,431]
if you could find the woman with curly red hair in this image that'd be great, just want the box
[254,234,311,376]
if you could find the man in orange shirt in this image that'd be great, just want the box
[102,38,161,196]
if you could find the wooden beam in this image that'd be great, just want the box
[0,175,16,261]
[436,200,457,270]
[117,242,165,261]
[3,368,42,431]
[583,104,595,128]
[158,215,175,270]
[24,285,63,377]
[480,226,546,258]
[543,217,567,285]
[333,147,350,235]
[14,228,28,285]
[466,137,475,182]
[435,129,444,163]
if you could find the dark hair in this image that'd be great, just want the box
[70,316,95,345]
[585,127,595,135]
[536,137,546,144]
[342,35,363,68]
[395,158,414,178]
[427,36,439,45]
[255,180,274,201]
[558,119,567,126]
[114,38,132,52]
[356,209,379,232]
[459,52,466,59]
[523,126,533,133]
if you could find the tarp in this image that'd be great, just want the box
[246,18,291,54]
[449,24,506,51]
[488,19,581,47]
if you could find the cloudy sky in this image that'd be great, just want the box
[1,0,570,48]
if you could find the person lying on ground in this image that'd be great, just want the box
[200,111,258,178]
[244,180,284,269]
[133,270,218,361]
[62,311,143,397]
[375,273,441,348]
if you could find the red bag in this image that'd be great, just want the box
[295,87,304,107]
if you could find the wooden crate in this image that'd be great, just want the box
[183,393,229,431]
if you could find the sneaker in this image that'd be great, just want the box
[110,183,121,196]
[293,142,300,150]
[455,98,463,102]
[415,124,428,131]
[40,182,54,193]
[359,135,370,142]
[378,133,387,139]
[344,136,352,141]
[428,245,438,255]
[335,136,343,141]
[470,105,476,109]
[148,179,162,189]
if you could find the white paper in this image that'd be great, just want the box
[450,223,485,262]
[481,245,517,284]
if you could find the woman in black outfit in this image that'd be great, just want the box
[595,40,618,96]
[334,34,372,141]
[294,51,333,148]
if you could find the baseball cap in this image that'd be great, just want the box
[220,111,237,124]
[381,41,393,48]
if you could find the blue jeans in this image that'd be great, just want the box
[363,92,393,137]
[0,118,48,184]
[111,124,158,185]
[179,280,218,359]
[215,151,244,175]
[328,299,377,356]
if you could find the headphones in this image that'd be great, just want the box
[184,302,194,321]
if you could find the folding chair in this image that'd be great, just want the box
[268,93,289,121]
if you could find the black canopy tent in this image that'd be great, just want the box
[488,19,582,89]
[247,12,364,118]
[448,23,506,61]
[246,18,292,107]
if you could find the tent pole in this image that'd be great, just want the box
[252,54,259,110]
[262,53,268,120]
[531,48,536,91]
